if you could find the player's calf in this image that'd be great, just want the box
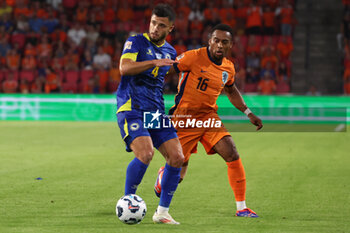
[154,163,186,198]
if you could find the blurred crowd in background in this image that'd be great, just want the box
[0,0,295,95]
[341,0,350,95]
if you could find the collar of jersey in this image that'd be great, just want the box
[206,47,222,66]
[143,33,165,47]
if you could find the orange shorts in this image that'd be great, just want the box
[172,112,230,162]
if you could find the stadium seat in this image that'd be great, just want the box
[64,70,80,83]
[78,70,94,92]
[80,70,94,83]
[20,70,36,82]
[277,35,293,43]
[0,71,4,82]
[61,82,78,93]
[262,35,279,45]
[255,35,263,46]
[62,0,77,8]
[101,22,117,33]
[244,83,258,93]
[238,35,248,48]
[5,71,19,81]
[276,81,290,94]
[11,34,26,50]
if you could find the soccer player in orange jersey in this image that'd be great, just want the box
[154,24,263,218]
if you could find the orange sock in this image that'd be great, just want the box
[226,158,246,202]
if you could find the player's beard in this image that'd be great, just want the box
[212,50,224,63]
[150,31,167,44]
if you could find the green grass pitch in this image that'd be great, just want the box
[0,121,349,233]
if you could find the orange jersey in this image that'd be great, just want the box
[171,47,235,116]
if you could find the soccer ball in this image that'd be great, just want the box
[116,194,147,224]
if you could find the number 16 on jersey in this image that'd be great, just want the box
[197,77,209,91]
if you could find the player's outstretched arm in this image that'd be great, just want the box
[224,84,263,131]
[119,58,178,76]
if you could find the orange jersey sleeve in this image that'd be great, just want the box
[175,49,196,72]
[171,47,235,115]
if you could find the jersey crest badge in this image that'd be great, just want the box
[130,123,140,131]
[147,49,153,56]
[165,53,171,59]
[222,71,229,84]
[124,41,132,51]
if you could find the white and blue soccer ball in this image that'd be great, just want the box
[116,194,147,224]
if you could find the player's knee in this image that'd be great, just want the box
[175,153,185,168]
[168,152,184,168]
[224,146,240,162]
[143,149,155,163]
[136,148,154,164]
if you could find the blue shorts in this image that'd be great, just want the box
[117,110,178,152]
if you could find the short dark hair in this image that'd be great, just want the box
[152,4,176,22]
[211,24,234,39]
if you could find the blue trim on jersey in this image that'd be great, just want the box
[169,72,190,115]
[173,63,180,73]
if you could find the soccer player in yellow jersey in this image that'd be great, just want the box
[154,24,263,217]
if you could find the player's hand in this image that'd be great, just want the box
[248,113,263,131]
[153,59,178,67]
